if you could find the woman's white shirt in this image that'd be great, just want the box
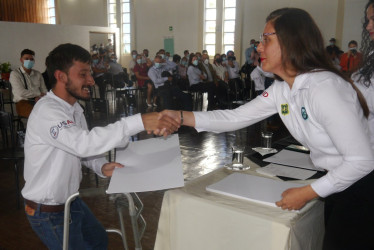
[194,71,374,198]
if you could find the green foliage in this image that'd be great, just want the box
[0,62,11,73]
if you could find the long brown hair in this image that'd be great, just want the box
[266,8,369,117]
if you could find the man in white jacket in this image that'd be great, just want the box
[22,43,178,249]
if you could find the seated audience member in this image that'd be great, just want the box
[250,65,275,96]
[91,51,109,99]
[148,55,192,110]
[143,49,149,58]
[187,54,216,110]
[326,46,341,70]
[128,50,138,82]
[108,54,123,75]
[159,50,177,71]
[195,52,202,63]
[105,39,113,51]
[226,52,243,99]
[212,54,231,107]
[202,49,208,55]
[339,40,363,76]
[177,56,189,91]
[326,37,341,57]
[22,43,179,250]
[9,49,47,118]
[184,50,190,60]
[133,54,154,107]
[108,54,127,88]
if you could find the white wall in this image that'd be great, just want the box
[56,0,108,27]
[342,0,367,51]
[241,0,340,65]
[133,0,200,58]
[0,21,119,73]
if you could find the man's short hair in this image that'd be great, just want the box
[173,54,181,62]
[348,40,358,46]
[21,49,35,57]
[329,38,336,42]
[45,43,91,88]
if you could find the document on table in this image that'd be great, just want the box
[256,163,317,180]
[263,149,321,171]
[206,173,305,208]
[106,134,184,194]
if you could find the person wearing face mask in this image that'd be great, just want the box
[176,56,189,91]
[339,40,363,77]
[148,55,192,110]
[326,38,341,57]
[107,53,127,89]
[187,54,216,110]
[128,50,138,82]
[184,50,190,60]
[91,51,109,99]
[9,49,47,118]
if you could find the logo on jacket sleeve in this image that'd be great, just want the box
[301,107,308,120]
[50,126,59,139]
[281,104,289,115]
[50,120,75,139]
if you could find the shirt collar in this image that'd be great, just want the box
[47,90,84,114]
[19,66,34,76]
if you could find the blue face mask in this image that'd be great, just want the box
[137,59,142,64]
[111,59,117,62]
[132,54,137,59]
[193,60,198,66]
[154,62,161,68]
[160,54,165,59]
[23,60,35,69]
[92,59,99,64]
[165,56,169,61]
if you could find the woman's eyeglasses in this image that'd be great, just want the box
[260,32,276,45]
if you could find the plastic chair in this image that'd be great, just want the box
[0,110,24,208]
[63,188,146,250]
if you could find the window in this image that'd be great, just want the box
[47,0,56,24]
[223,0,236,53]
[107,0,132,54]
[204,0,217,56]
[122,0,131,54]
[203,0,236,55]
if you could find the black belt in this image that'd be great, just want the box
[24,199,65,213]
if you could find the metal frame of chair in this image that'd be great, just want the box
[63,188,146,250]
[0,110,24,208]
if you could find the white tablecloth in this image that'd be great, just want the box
[155,158,324,250]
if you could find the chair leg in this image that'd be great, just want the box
[14,161,20,209]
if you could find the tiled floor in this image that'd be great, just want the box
[0,88,291,250]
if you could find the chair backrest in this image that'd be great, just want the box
[0,111,16,148]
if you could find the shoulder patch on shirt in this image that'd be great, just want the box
[301,107,308,120]
[50,120,76,139]
[50,126,59,139]
[281,104,289,115]
[262,91,269,97]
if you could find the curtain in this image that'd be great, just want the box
[0,0,49,24]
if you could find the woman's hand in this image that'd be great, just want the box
[275,185,319,210]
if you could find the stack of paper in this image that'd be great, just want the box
[263,149,319,171]
[107,134,184,194]
[206,173,304,208]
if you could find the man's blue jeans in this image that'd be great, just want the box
[25,197,108,250]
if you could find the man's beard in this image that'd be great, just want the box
[66,77,91,101]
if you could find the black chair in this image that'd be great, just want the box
[0,110,25,208]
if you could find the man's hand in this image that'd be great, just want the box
[101,162,124,177]
[275,185,318,211]
[141,112,180,137]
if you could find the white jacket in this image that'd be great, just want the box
[22,91,144,204]
[194,71,374,198]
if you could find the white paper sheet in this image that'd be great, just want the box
[206,173,305,208]
[263,149,321,171]
[106,134,184,193]
[256,163,317,180]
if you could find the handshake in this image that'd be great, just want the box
[141,110,192,137]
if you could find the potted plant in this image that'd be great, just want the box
[0,62,11,81]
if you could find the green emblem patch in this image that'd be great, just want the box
[281,104,289,115]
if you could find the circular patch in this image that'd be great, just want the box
[301,107,308,120]
[50,126,59,139]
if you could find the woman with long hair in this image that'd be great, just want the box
[353,0,374,152]
[163,8,374,249]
